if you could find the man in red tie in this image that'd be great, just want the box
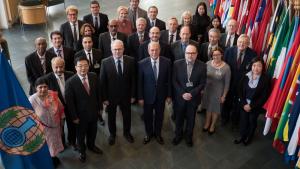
[65,56,102,163]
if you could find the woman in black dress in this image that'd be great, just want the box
[192,2,210,44]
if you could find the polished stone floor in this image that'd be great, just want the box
[1,0,292,168]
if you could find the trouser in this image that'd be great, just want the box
[144,101,165,137]
[76,120,97,154]
[107,101,131,136]
[175,101,197,140]
[239,109,259,141]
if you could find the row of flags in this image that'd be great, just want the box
[211,0,300,167]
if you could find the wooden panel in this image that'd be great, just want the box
[5,0,20,25]
[19,5,46,24]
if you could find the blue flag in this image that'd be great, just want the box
[0,52,54,169]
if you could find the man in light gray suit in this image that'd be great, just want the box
[128,0,147,31]
[171,26,198,62]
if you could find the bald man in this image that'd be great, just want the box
[98,19,128,58]
[138,42,171,145]
[43,57,75,148]
[25,37,56,95]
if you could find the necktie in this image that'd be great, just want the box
[153,60,157,81]
[139,34,144,44]
[94,16,99,29]
[82,77,90,95]
[187,62,193,81]
[226,36,231,47]
[237,52,243,69]
[58,76,65,100]
[117,59,122,76]
[73,23,78,42]
[57,49,62,57]
[112,37,116,41]
[208,46,212,60]
[169,34,174,45]
[133,9,137,24]
[182,43,187,54]
[87,52,92,66]
[40,57,46,74]
[151,21,155,27]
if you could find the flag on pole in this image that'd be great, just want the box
[0,52,54,169]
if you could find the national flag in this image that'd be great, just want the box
[0,52,54,169]
[237,0,252,34]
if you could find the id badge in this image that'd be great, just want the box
[94,63,100,69]
[186,82,193,87]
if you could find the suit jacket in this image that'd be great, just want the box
[25,51,56,95]
[238,73,271,111]
[138,40,172,61]
[138,56,171,104]
[65,73,101,122]
[60,20,85,52]
[199,42,224,62]
[220,33,239,48]
[145,18,166,32]
[172,59,207,106]
[98,32,128,58]
[75,48,102,75]
[100,55,136,104]
[82,13,109,36]
[171,40,199,62]
[160,30,180,45]
[128,7,147,29]
[47,46,75,72]
[224,46,256,92]
[127,32,149,61]
[43,71,74,106]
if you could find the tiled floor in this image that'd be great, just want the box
[1,0,291,168]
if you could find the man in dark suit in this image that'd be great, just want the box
[220,19,239,49]
[25,37,56,95]
[138,26,172,61]
[100,40,136,145]
[145,6,166,32]
[171,26,198,62]
[199,28,224,62]
[43,57,75,149]
[172,44,206,147]
[60,5,85,52]
[127,17,149,61]
[160,17,180,45]
[223,34,256,128]
[128,0,147,31]
[138,42,171,145]
[65,56,103,163]
[83,0,108,48]
[98,19,128,58]
[48,31,75,72]
[75,36,102,75]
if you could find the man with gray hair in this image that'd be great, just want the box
[138,41,171,145]
[199,28,224,62]
[100,40,136,145]
[128,17,149,61]
[160,17,180,45]
[220,19,239,49]
[25,37,56,95]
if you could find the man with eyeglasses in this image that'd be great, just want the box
[98,19,128,58]
[172,44,206,147]
[100,40,136,146]
[60,5,85,52]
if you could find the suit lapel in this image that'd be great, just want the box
[33,52,44,73]
[76,74,89,95]
[109,57,118,76]
[146,58,156,81]
[67,23,74,42]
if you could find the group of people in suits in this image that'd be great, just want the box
[23,0,272,166]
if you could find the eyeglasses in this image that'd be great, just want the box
[185,52,197,55]
[109,25,118,27]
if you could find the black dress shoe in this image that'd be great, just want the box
[52,157,61,168]
[172,137,182,145]
[99,119,105,126]
[88,146,103,154]
[202,128,208,132]
[234,138,243,144]
[143,136,151,144]
[108,136,116,145]
[79,153,86,163]
[208,130,215,135]
[243,138,252,146]
[124,133,134,143]
[155,136,164,145]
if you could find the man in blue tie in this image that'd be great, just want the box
[138,42,172,145]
